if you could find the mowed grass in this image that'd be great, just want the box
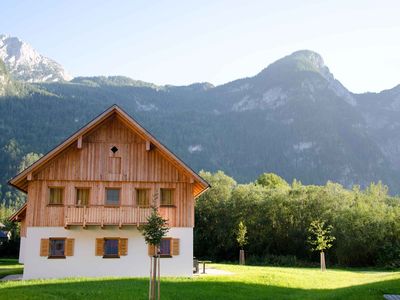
[0,260,400,299]
[0,259,23,279]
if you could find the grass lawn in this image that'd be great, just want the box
[0,259,23,279]
[0,260,399,299]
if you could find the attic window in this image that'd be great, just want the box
[111,146,118,153]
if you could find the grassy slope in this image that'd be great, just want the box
[0,261,399,300]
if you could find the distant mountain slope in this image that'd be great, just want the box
[1,48,400,204]
[0,58,27,96]
[0,35,71,82]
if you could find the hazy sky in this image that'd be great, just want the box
[2,0,399,92]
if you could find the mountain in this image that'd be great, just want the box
[1,48,400,206]
[0,35,72,82]
[0,58,26,96]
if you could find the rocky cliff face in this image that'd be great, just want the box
[0,35,71,82]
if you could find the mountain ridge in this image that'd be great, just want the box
[0,34,72,83]
[1,38,400,203]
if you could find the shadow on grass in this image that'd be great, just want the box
[1,275,400,300]
[0,259,23,279]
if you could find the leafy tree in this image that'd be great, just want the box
[236,221,248,265]
[18,152,43,172]
[307,220,335,271]
[256,173,289,189]
[139,206,169,300]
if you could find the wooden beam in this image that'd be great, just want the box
[190,177,194,184]
[27,172,32,181]
[146,140,151,151]
[77,136,83,149]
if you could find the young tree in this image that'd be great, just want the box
[308,220,335,271]
[140,205,169,300]
[236,221,248,265]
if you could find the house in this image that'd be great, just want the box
[0,222,11,245]
[9,105,209,279]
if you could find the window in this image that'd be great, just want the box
[111,146,118,153]
[104,238,119,258]
[49,187,63,205]
[49,238,65,258]
[96,238,128,257]
[159,238,171,257]
[76,188,90,206]
[137,189,149,207]
[40,238,74,258]
[160,189,174,206]
[106,188,120,206]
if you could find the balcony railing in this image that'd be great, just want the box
[64,205,152,228]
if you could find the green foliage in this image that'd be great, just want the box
[2,59,400,210]
[139,207,169,247]
[0,204,20,257]
[195,171,400,267]
[307,220,335,252]
[1,262,400,299]
[236,221,247,249]
[256,173,289,189]
[18,152,43,172]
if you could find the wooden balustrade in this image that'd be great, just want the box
[64,205,154,228]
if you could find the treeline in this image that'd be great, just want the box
[194,171,400,268]
[0,203,20,257]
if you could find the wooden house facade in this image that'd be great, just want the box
[9,105,209,279]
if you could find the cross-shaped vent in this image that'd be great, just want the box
[111,146,119,153]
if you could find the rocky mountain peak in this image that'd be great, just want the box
[0,34,72,82]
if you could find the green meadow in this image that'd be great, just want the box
[1,259,399,299]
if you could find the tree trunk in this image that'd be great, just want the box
[149,256,152,300]
[149,246,158,300]
[152,249,158,300]
[239,249,245,265]
[320,251,326,271]
[157,253,161,300]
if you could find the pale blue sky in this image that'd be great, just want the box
[2,0,399,92]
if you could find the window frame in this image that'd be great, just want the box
[103,237,120,258]
[159,238,172,258]
[48,187,64,206]
[160,188,175,207]
[105,188,121,207]
[48,237,66,259]
[75,187,90,207]
[136,188,150,207]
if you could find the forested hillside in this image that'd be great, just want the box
[1,50,400,206]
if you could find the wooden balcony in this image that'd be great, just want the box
[64,205,153,228]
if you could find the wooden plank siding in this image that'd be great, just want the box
[24,116,195,228]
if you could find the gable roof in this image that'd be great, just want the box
[9,105,210,197]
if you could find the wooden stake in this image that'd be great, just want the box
[149,256,152,300]
[239,249,245,265]
[320,251,326,271]
[157,253,161,300]
[152,252,157,300]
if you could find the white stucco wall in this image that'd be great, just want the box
[19,237,26,264]
[23,226,193,279]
